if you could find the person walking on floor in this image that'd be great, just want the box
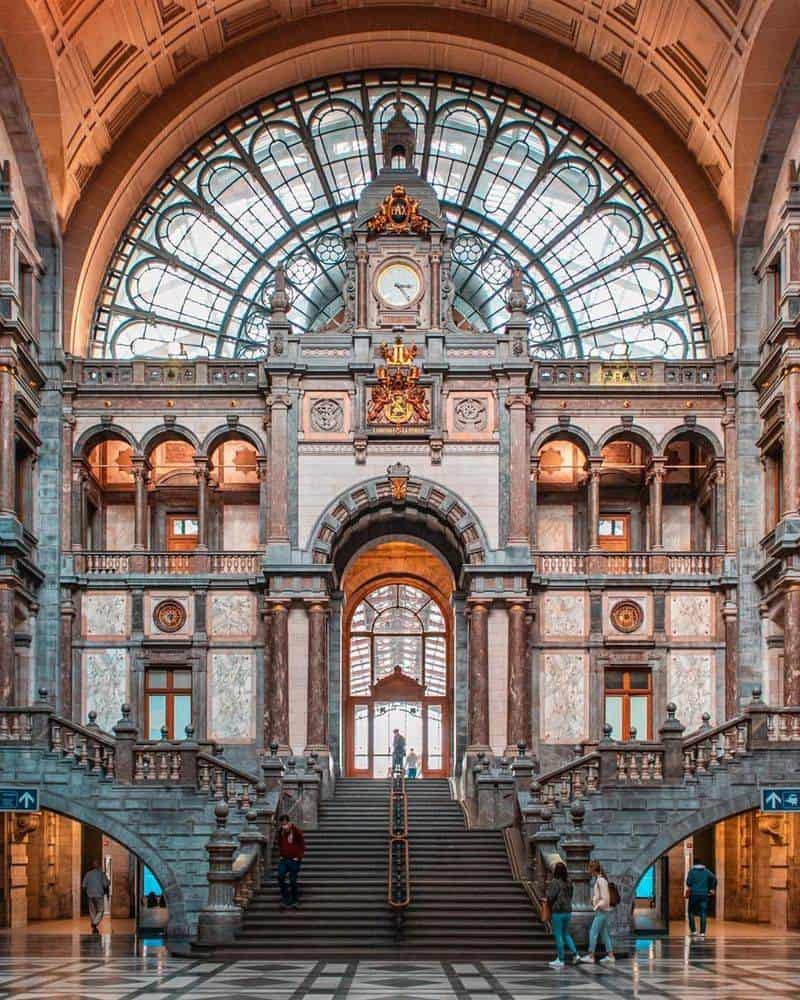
[276,813,306,909]
[82,861,110,935]
[685,861,717,938]
[547,862,580,969]
[406,748,419,779]
[579,861,616,965]
[391,728,406,773]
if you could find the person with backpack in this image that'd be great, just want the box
[545,862,580,969]
[579,861,617,965]
[685,861,717,938]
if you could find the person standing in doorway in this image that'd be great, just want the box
[579,861,616,964]
[406,748,419,779]
[391,728,406,773]
[82,861,110,935]
[686,861,717,938]
[547,862,580,969]
[276,813,306,909]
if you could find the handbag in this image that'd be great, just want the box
[540,898,552,924]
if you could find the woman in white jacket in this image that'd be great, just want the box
[579,861,616,965]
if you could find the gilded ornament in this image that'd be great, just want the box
[153,599,187,633]
[367,185,431,237]
[610,600,643,634]
[368,338,430,426]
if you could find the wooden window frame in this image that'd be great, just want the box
[144,668,193,739]
[604,668,653,740]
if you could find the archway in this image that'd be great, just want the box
[341,541,455,778]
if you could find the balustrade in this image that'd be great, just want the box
[615,746,664,782]
[76,550,261,576]
[766,709,800,741]
[537,551,719,577]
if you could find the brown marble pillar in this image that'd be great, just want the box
[468,601,490,750]
[506,602,531,749]
[784,365,800,518]
[648,459,665,550]
[256,456,269,547]
[132,460,148,550]
[506,391,531,548]
[0,363,16,516]
[305,602,328,749]
[0,583,14,705]
[195,458,209,550]
[784,585,800,705]
[587,460,601,550]
[267,393,291,544]
[270,602,290,749]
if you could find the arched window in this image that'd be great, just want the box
[91,71,708,361]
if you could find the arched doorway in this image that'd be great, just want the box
[342,542,453,778]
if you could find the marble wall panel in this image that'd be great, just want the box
[105,505,135,550]
[538,505,574,551]
[288,607,308,754]
[488,607,509,755]
[669,593,713,638]
[208,592,255,638]
[542,593,586,639]
[83,649,128,732]
[668,652,714,732]
[541,652,587,743]
[208,651,256,743]
[662,505,691,551]
[222,505,259,551]
[83,592,128,638]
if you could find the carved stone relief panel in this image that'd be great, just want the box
[602,592,652,639]
[541,652,587,743]
[208,591,256,638]
[143,593,192,638]
[302,391,351,441]
[668,651,714,732]
[83,592,128,638]
[669,593,713,638]
[83,649,128,732]
[446,391,495,440]
[208,651,256,743]
[542,593,587,639]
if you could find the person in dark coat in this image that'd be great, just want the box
[276,814,306,909]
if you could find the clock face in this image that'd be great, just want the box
[376,261,422,309]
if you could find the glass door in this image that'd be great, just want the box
[372,701,422,779]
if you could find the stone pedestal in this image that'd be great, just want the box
[474,769,515,829]
[196,804,241,946]
[281,761,321,830]
[559,803,594,947]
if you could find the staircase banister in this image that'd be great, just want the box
[682,714,749,749]
[535,750,600,786]
[195,751,261,787]
[50,713,116,748]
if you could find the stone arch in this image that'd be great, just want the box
[73,423,140,460]
[38,786,189,936]
[596,423,660,458]
[308,475,492,572]
[613,786,761,930]
[140,423,201,459]
[531,424,596,460]
[659,423,723,459]
[201,424,265,459]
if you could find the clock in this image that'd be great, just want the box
[375,261,422,309]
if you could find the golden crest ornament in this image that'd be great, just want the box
[367,185,431,237]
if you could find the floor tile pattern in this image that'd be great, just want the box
[0,939,797,998]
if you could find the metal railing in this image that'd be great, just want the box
[387,766,411,939]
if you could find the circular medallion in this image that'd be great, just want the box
[153,599,187,633]
[610,600,643,634]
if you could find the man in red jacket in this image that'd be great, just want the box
[276,814,306,909]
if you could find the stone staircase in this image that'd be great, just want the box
[215,776,550,958]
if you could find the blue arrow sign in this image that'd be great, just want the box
[762,788,800,812]
[0,788,39,812]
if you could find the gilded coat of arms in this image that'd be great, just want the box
[368,338,430,426]
[367,185,431,237]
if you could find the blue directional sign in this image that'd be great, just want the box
[0,788,39,812]
[762,788,800,812]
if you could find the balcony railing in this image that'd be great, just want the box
[537,551,722,576]
[75,550,263,576]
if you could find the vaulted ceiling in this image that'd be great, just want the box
[3,0,797,231]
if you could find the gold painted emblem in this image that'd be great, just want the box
[367,185,431,237]
[368,338,430,426]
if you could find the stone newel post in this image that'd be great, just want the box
[659,702,686,783]
[197,803,241,945]
[112,704,137,783]
[559,801,595,947]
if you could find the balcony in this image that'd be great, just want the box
[536,551,723,577]
[73,550,263,577]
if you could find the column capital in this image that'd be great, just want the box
[505,392,531,411]
[266,393,292,410]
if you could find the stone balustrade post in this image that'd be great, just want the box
[196,803,241,945]
[30,688,53,745]
[559,802,595,947]
[747,686,770,746]
[279,758,321,831]
[237,809,267,890]
[529,806,561,898]
[261,741,284,796]
[511,743,535,796]
[659,702,686,783]
[178,725,200,786]
[112,704,137,784]
[596,725,618,787]
[475,765,515,829]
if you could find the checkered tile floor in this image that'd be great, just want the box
[0,938,797,998]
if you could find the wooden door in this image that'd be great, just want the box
[166,515,199,552]
[598,514,630,551]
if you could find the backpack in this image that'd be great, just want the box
[608,881,621,907]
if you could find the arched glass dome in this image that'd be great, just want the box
[90,71,708,361]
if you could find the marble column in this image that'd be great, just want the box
[305,602,328,750]
[60,410,75,551]
[132,459,148,550]
[256,455,269,547]
[70,461,86,551]
[506,391,531,548]
[784,364,800,517]
[195,458,209,550]
[784,584,800,705]
[713,462,727,553]
[722,598,738,718]
[0,583,14,705]
[467,602,490,750]
[648,458,665,550]
[266,394,291,545]
[356,247,368,329]
[269,602,290,749]
[587,460,602,550]
[722,410,737,551]
[506,602,531,749]
[0,362,16,516]
[430,250,441,329]
[59,593,75,717]
[529,457,539,551]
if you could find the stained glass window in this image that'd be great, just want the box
[90,71,707,361]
